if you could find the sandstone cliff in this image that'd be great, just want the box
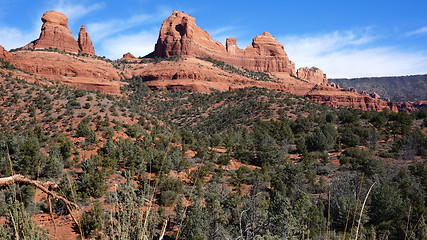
[27,11,95,55]
[31,11,80,53]
[305,85,398,112]
[296,67,327,85]
[154,10,295,74]
[78,25,95,55]
[0,45,13,63]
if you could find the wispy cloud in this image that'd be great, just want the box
[51,0,105,21]
[87,8,171,42]
[207,26,251,48]
[0,27,39,50]
[406,26,427,36]
[99,30,158,59]
[278,30,427,78]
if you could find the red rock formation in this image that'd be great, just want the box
[32,11,80,53]
[360,90,368,95]
[154,10,295,74]
[122,52,137,60]
[305,85,398,112]
[78,25,95,55]
[0,45,13,63]
[13,50,128,95]
[370,91,380,99]
[296,67,328,85]
[330,82,339,88]
[348,87,357,93]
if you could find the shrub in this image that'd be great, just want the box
[340,128,360,147]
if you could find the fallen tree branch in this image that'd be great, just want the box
[0,174,79,209]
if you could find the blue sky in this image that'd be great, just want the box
[1,0,427,78]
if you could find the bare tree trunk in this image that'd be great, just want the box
[0,174,79,209]
[354,181,376,240]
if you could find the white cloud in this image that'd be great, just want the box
[99,30,158,59]
[278,30,427,78]
[87,9,171,42]
[0,27,39,50]
[52,0,105,21]
[407,26,427,36]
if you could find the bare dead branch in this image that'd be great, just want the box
[0,174,79,209]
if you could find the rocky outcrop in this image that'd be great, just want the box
[26,11,96,55]
[0,45,13,63]
[154,10,295,74]
[396,101,427,112]
[348,87,357,93]
[305,85,398,112]
[31,11,80,53]
[78,25,95,55]
[13,50,127,94]
[360,90,368,96]
[330,82,339,88]
[296,67,328,85]
[121,52,137,60]
[370,91,380,99]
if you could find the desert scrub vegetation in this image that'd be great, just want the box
[0,75,425,239]
[198,57,275,82]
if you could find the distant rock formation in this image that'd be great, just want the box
[305,85,398,112]
[348,87,357,93]
[121,52,137,60]
[31,11,80,53]
[360,90,368,96]
[330,82,339,88]
[154,10,296,74]
[78,25,95,55]
[0,45,13,63]
[26,11,95,55]
[370,91,380,99]
[296,67,328,85]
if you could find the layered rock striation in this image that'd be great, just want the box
[305,85,398,112]
[297,67,328,85]
[28,11,95,55]
[154,10,295,74]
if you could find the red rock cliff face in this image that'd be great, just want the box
[0,45,13,63]
[305,85,398,112]
[297,67,328,85]
[27,11,95,55]
[78,25,95,55]
[154,10,295,74]
[32,11,80,53]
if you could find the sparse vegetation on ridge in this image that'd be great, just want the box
[198,57,275,82]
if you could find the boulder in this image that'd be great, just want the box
[78,25,95,55]
[32,11,80,53]
[296,67,328,85]
[154,10,295,74]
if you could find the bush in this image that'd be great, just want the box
[307,124,337,152]
[80,202,103,238]
[217,154,232,166]
[340,128,360,147]
[76,121,97,143]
